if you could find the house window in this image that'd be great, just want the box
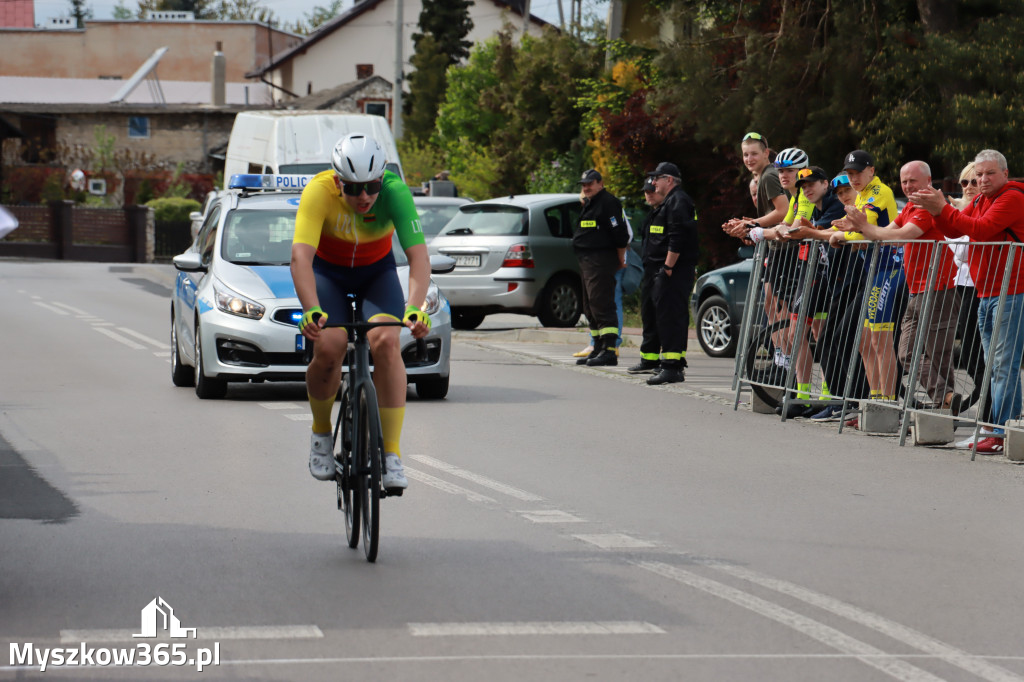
[362,100,389,119]
[128,116,150,138]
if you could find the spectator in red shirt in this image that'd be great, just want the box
[843,161,963,413]
[911,150,1024,453]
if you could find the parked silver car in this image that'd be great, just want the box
[412,195,472,240]
[171,174,454,399]
[427,193,585,329]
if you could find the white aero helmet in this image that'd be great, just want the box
[774,147,809,170]
[331,133,387,183]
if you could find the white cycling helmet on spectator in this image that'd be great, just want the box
[331,133,387,183]
[774,147,809,170]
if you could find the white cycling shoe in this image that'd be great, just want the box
[382,453,409,490]
[309,432,335,481]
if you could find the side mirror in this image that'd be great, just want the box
[430,254,456,274]
[738,245,755,259]
[189,211,202,221]
[173,251,206,273]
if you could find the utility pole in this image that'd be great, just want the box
[393,0,404,140]
[522,0,530,36]
[556,0,564,30]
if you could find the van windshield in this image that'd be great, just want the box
[279,163,331,174]
[441,205,528,237]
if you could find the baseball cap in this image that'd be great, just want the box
[642,178,656,193]
[843,150,874,171]
[578,169,602,184]
[645,162,681,179]
[795,166,829,187]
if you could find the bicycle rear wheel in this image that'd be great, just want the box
[357,385,382,563]
[744,322,788,410]
[336,384,359,549]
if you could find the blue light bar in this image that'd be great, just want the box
[227,174,314,191]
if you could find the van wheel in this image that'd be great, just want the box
[537,275,581,327]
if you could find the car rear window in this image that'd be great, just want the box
[440,205,528,237]
[222,209,296,265]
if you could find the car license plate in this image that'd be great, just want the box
[295,334,305,351]
[454,254,481,267]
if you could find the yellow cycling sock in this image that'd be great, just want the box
[821,380,831,398]
[797,383,811,400]
[309,393,335,434]
[379,407,404,457]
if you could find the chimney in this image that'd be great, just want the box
[211,41,226,107]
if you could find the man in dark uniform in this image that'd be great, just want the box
[574,168,630,366]
[633,162,699,385]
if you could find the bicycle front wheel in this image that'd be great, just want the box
[357,385,382,563]
[744,322,788,410]
[336,384,359,549]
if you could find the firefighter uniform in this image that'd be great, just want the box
[639,168,699,383]
[573,176,630,366]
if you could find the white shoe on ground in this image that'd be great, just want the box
[955,429,994,450]
[382,452,409,490]
[309,432,335,481]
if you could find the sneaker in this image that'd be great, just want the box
[974,436,1004,455]
[627,360,659,374]
[955,429,994,449]
[844,417,859,430]
[382,453,409,489]
[309,432,335,481]
[572,345,594,358]
[586,350,618,367]
[647,367,684,385]
[773,349,791,370]
[779,403,815,419]
[810,405,841,421]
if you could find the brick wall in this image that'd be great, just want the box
[3,206,52,241]
[73,207,130,244]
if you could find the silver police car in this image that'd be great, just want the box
[170,174,453,400]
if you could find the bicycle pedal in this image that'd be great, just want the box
[384,488,403,497]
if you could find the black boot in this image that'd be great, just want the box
[647,363,684,385]
[576,337,603,365]
[627,358,660,374]
[587,334,619,366]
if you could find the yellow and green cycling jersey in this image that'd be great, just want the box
[292,169,425,268]
[783,188,815,225]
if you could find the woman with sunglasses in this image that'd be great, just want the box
[291,133,431,490]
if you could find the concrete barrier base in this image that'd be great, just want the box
[862,402,900,434]
[910,412,954,445]
[1004,419,1024,461]
[751,389,779,415]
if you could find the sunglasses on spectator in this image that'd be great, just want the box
[797,168,815,179]
[831,174,851,189]
[342,180,383,196]
[743,132,766,144]
[960,178,978,188]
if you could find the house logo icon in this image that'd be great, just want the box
[133,597,197,639]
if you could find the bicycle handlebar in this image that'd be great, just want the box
[301,317,428,364]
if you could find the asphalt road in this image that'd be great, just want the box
[2,261,1023,682]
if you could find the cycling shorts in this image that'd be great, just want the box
[790,275,829,323]
[864,267,905,332]
[763,245,800,304]
[312,251,404,324]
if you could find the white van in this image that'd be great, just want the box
[223,111,403,188]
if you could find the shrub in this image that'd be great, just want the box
[145,196,201,222]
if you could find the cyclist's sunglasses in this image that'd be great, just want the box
[774,159,798,169]
[342,180,383,196]
[831,174,851,189]
[960,178,978,188]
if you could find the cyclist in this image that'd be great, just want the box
[291,133,431,489]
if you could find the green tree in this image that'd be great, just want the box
[404,0,474,143]
[287,0,343,35]
[68,0,92,28]
[112,0,133,18]
[396,138,446,189]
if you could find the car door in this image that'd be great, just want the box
[534,201,583,282]
[176,204,221,363]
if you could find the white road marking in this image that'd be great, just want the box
[92,327,146,350]
[116,327,170,350]
[33,301,69,315]
[408,621,664,636]
[636,561,946,682]
[259,402,305,410]
[518,509,585,523]
[573,533,656,549]
[409,455,542,501]
[51,301,90,315]
[404,468,497,504]
[710,562,1024,682]
[90,321,115,327]
[284,414,313,421]
[60,625,323,644]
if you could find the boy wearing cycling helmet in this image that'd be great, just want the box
[291,133,431,489]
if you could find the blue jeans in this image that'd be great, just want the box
[614,268,624,347]
[976,293,1024,430]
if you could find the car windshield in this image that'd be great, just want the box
[415,201,467,239]
[221,209,296,265]
[441,204,528,237]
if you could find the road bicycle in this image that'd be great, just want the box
[307,295,418,563]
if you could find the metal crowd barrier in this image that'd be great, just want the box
[732,236,1024,457]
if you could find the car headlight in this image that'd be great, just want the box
[213,279,265,320]
[422,282,443,315]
